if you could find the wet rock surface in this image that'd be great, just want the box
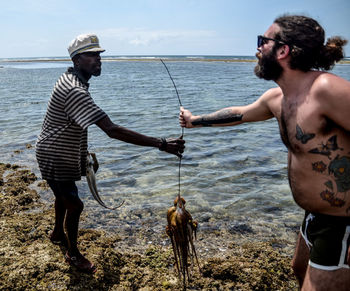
[0,163,298,290]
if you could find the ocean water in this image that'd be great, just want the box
[1,57,350,245]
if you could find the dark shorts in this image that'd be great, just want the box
[300,212,350,270]
[47,180,79,198]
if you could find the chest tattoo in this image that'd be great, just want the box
[309,135,343,159]
[295,125,315,144]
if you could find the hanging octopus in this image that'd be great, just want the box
[160,59,200,285]
[166,195,200,285]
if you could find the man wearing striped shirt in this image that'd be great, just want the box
[36,34,185,273]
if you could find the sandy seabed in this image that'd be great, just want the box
[0,162,298,290]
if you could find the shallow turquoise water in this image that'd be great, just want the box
[1,58,349,243]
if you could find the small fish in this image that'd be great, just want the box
[86,152,124,210]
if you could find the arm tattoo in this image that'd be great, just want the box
[192,109,243,127]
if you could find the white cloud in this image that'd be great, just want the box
[95,28,216,47]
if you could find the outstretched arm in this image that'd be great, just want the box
[179,88,279,128]
[96,116,185,158]
[180,106,243,128]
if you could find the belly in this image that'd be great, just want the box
[288,153,350,216]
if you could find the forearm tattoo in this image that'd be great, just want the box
[192,109,243,127]
[309,134,350,212]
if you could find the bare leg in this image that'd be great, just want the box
[61,194,84,256]
[61,194,95,273]
[292,233,309,287]
[50,197,67,244]
[302,265,350,291]
[48,181,95,273]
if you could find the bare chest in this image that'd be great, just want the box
[279,97,331,153]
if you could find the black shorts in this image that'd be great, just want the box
[300,212,350,270]
[47,180,79,198]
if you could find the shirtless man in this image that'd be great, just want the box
[179,15,350,290]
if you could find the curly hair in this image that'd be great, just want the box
[273,15,348,71]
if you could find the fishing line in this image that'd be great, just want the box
[160,59,183,107]
[160,59,184,199]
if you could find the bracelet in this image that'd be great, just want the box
[159,138,167,151]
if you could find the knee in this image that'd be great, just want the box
[65,198,84,214]
[74,200,84,214]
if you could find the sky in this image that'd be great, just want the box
[1,0,349,58]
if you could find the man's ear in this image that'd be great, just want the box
[72,55,80,66]
[277,44,290,59]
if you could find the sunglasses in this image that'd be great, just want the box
[257,35,286,47]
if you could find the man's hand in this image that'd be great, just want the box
[179,106,197,128]
[159,136,185,158]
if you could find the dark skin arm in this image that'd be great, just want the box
[96,116,185,158]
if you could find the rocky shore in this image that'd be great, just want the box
[0,162,298,290]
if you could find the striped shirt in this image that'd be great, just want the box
[36,67,107,181]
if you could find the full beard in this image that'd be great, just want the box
[254,51,283,81]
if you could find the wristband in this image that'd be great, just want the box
[159,138,167,151]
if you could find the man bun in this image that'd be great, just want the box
[317,37,348,70]
[274,15,348,71]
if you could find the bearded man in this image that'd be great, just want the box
[179,15,350,290]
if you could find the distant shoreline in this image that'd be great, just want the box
[2,57,258,63]
[2,57,349,64]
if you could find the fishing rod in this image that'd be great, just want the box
[160,59,184,200]
[160,59,184,137]
[160,59,183,107]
